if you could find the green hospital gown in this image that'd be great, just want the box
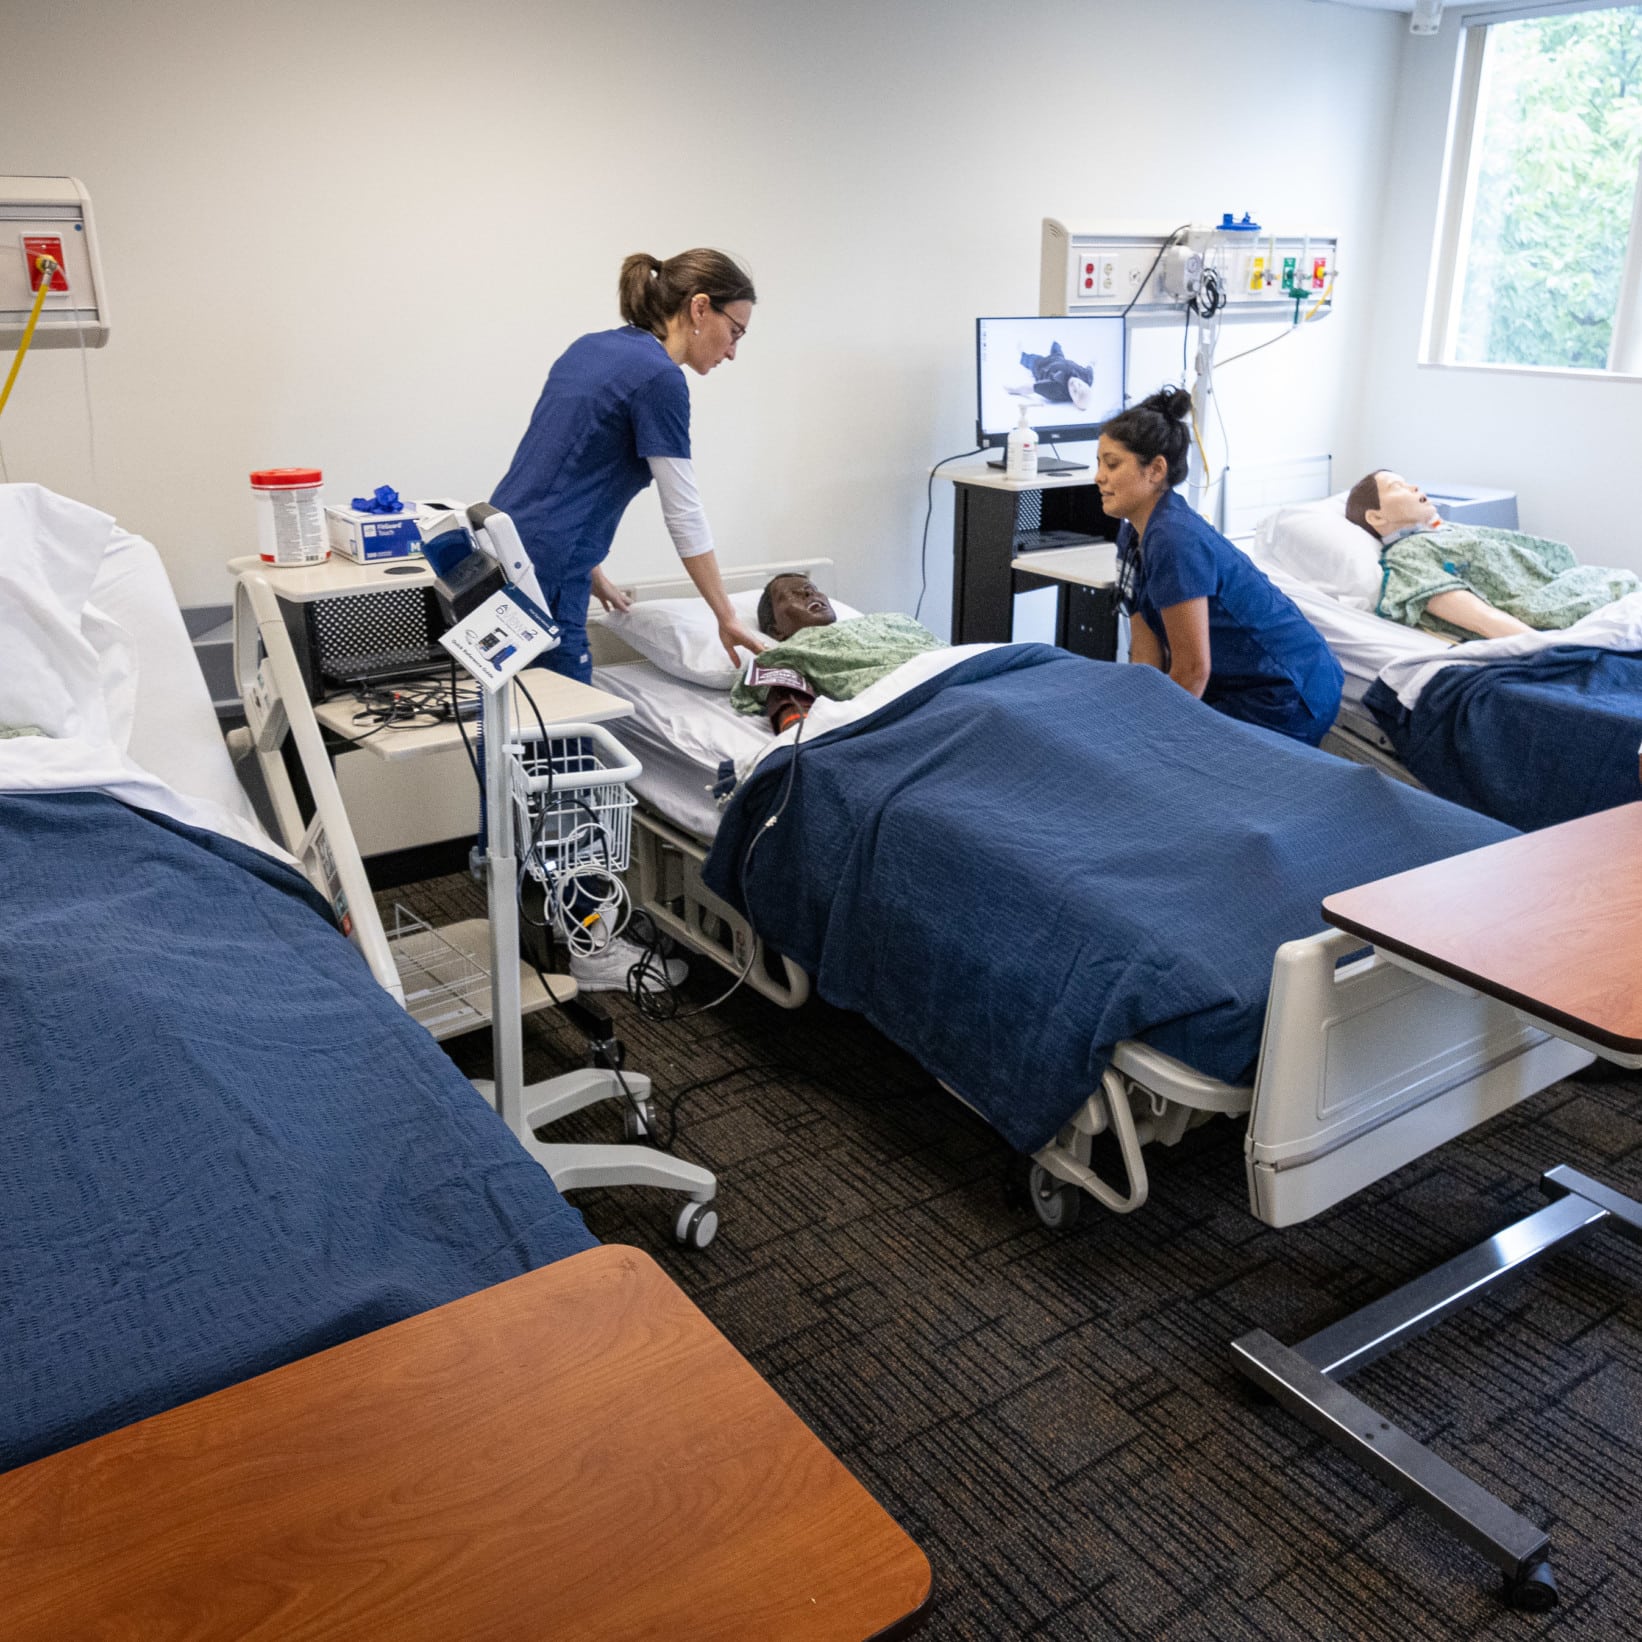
[729,613,944,715]
[1377,524,1637,641]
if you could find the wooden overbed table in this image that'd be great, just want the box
[1234,802,1642,1612]
[1,1245,932,1640]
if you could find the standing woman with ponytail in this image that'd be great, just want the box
[491,248,766,683]
[1096,387,1343,745]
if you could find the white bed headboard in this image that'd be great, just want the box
[587,557,835,666]
[1221,456,1333,542]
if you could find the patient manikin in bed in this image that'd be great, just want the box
[1346,470,1638,642]
[729,574,943,731]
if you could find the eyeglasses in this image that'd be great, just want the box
[712,304,748,343]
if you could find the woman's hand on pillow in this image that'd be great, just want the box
[719,615,768,665]
[591,565,632,614]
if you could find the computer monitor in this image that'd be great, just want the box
[975,315,1126,466]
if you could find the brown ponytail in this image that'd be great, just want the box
[618,248,756,338]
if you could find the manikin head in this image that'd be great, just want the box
[1345,470,1442,540]
[758,573,835,641]
[1067,374,1094,413]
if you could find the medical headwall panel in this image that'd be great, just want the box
[0,177,110,349]
[1041,218,1337,318]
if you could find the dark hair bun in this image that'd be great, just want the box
[1140,386,1192,421]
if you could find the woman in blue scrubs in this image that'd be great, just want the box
[492,247,766,684]
[1096,387,1343,745]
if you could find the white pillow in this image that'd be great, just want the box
[0,483,122,740]
[1253,494,1383,613]
[602,585,864,688]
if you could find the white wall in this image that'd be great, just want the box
[1350,13,1642,565]
[2,0,1402,627]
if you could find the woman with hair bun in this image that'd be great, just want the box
[1096,387,1343,745]
[491,247,765,682]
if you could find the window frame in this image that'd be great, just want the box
[1422,0,1642,378]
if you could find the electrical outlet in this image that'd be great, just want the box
[22,234,68,292]
[1097,257,1117,296]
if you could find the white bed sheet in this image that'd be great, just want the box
[1240,532,1450,687]
[594,644,1008,829]
[591,660,768,839]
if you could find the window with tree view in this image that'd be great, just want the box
[1436,5,1642,373]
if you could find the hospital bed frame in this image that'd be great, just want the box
[595,566,1591,1230]
[1321,698,1424,790]
[589,558,831,1013]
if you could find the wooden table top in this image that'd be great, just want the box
[1,1245,932,1642]
[1322,801,1642,1058]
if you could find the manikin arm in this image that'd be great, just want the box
[1425,588,1533,640]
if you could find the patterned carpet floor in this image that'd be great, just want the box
[388,871,1642,1641]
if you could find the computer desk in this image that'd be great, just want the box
[1234,803,1642,1610]
[1,1245,934,1641]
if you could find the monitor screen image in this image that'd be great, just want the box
[975,315,1126,448]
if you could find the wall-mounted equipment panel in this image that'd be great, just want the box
[0,176,110,348]
[1041,219,1336,319]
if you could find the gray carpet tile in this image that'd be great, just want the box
[381,871,1642,1640]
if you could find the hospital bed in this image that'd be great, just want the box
[0,484,600,1468]
[589,564,1591,1229]
[1246,498,1642,830]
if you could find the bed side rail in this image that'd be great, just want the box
[629,808,809,1010]
[1246,928,1589,1227]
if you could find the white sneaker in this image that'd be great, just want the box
[569,937,688,994]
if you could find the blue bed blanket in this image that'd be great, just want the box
[0,790,595,1471]
[1364,646,1642,831]
[703,646,1512,1155]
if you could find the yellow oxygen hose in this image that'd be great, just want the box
[0,255,58,422]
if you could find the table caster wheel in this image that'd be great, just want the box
[1504,1559,1558,1612]
[675,1201,718,1250]
[1027,1163,1082,1230]
[622,1100,658,1141]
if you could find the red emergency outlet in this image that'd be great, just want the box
[23,236,69,293]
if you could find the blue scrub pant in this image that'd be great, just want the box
[537,572,593,685]
[1209,682,1337,747]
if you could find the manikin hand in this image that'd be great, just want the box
[591,566,632,614]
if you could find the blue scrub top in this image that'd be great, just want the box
[491,326,691,593]
[1117,488,1343,744]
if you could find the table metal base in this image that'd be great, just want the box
[1232,1166,1642,1611]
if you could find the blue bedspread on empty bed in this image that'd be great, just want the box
[704,646,1512,1155]
[0,790,595,1471]
[1364,647,1642,831]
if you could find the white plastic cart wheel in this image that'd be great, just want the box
[1028,1163,1083,1231]
[675,1201,719,1250]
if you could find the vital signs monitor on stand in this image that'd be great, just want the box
[976,314,1126,474]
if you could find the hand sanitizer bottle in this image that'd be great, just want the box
[1005,403,1038,479]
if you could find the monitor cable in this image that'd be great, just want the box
[917,447,985,624]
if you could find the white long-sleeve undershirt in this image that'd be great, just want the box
[647,456,715,560]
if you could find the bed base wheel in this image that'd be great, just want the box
[1026,1162,1083,1230]
[1503,1559,1558,1612]
[622,1099,658,1141]
[675,1201,719,1250]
